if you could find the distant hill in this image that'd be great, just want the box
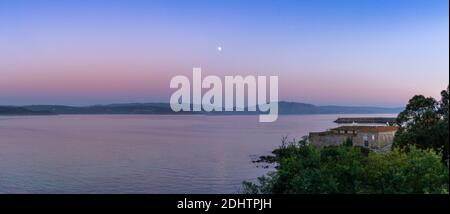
[316,105,403,114]
[0,106,53,115]
[0,101,403,116]
[279,102,403,114]
[23,103,194,115]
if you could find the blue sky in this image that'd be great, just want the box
[0,0,448,106]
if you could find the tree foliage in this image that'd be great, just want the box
[243,142,448,194]
[394,86,449,161]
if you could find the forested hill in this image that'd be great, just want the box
[1,101,403,115]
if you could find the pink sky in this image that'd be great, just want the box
[1,0,448,107]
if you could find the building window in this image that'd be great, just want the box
[363,135,369,147]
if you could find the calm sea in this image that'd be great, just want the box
[0,114,395,193]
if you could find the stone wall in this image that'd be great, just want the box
[309,132,353,147]
[310,130,396,151]
[354,131,396,150]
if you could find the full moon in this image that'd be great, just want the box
[217,46,222,51]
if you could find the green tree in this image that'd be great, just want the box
[365,147,448,193]
[243,142,448,194]
[439,86,449,121]
[394,86,449,160]
[438,86,449,161]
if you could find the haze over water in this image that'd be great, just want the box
[0,114,395,193]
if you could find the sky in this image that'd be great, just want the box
[0,0,448,107]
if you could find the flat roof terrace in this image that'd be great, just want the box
[334,117,397,124]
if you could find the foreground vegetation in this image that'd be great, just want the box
[394,86,449,161]
[244,86,449,194]
[243,141,448,194]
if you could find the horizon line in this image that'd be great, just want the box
[0,101,405,109]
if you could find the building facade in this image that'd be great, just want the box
[309,126,398,151]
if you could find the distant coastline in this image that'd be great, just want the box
[0,101,403,116]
